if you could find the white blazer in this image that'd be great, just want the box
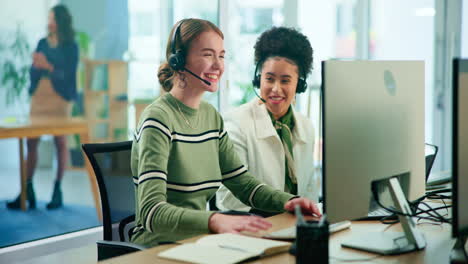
[216,99,319,212]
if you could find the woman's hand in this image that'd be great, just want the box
[284,197,321,217]
[208,213,272,234]
[33,52,54,71]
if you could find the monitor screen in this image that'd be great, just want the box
[453,58,468,237]
[322,60,426,223]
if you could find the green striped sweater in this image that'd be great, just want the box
[130,93,294,247]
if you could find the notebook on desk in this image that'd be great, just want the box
[158,234,291,264]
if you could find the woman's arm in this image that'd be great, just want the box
[218,116,321,217]
[29,39,46,95]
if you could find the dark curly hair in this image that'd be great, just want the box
[254,27,313,78]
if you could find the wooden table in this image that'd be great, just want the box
[0,117,101,220]
[98,212,455,264]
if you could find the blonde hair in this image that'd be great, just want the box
[158,18,223,92]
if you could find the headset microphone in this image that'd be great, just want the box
[253,85,266,103]
[183,67,211,86]
[251,61,266,103]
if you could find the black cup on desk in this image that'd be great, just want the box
[295,206,329,264]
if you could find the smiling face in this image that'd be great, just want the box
[259,57,299,120]
[184,30,225,93]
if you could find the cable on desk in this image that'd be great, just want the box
[371,184,451,224]
[417,201,451,217]
[379,214,399,225]
[373,200,445,223]
[377,199,450,223]
[382,221,398,232]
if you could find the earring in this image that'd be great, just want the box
[177,72,187,89]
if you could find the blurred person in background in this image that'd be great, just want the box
[7,4,78,210]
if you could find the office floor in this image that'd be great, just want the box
[0,167,100,247]
[13,244,96,264]
[0,168,95,207]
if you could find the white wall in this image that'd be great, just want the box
[371,0,435,144]
[61,0,129,60]
[298,0,336,85]
[463,1,468,57]
[0,0,51,117]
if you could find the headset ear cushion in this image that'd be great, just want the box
[296,79,307,93]
[252,75,261,88]
[169,50,185,71]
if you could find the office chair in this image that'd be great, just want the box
[82,141,147,261]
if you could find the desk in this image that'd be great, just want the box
[0,117,101,219]
[99,212,454,264]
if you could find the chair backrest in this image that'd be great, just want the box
[82,141,135,242]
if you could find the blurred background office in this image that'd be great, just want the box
[0,0,467,261]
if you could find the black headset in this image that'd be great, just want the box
[168,20,186,71]
[166,19,211,86]
[251,59,308,94]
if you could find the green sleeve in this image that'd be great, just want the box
[218,118,295,212]
[133,108,214,235]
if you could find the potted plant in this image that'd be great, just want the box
[0,25,31,121]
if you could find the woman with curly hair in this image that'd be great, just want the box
[217,27,317,217]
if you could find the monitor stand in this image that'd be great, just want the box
[450,236,468,264]
[341,177,427,255]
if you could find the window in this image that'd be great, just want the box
[128,1,161,101]
[223,0,285,110]
[128,0,219,109]
[370,0,435,144]
[297,0,358,166]
[462,1,468,57]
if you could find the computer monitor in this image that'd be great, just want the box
[451,58,468,263]
[322,60,427,254]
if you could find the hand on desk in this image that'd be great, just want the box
[284,197,321,217]
[208,213,272,234]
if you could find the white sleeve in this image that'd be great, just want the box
[216,113,252,211]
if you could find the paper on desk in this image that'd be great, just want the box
[158,243,256,264]
[158,234,291,264]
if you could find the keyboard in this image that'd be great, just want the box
[264,220,351,240]
[368,208,392,217]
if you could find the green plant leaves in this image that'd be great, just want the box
[0,24,31,105]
